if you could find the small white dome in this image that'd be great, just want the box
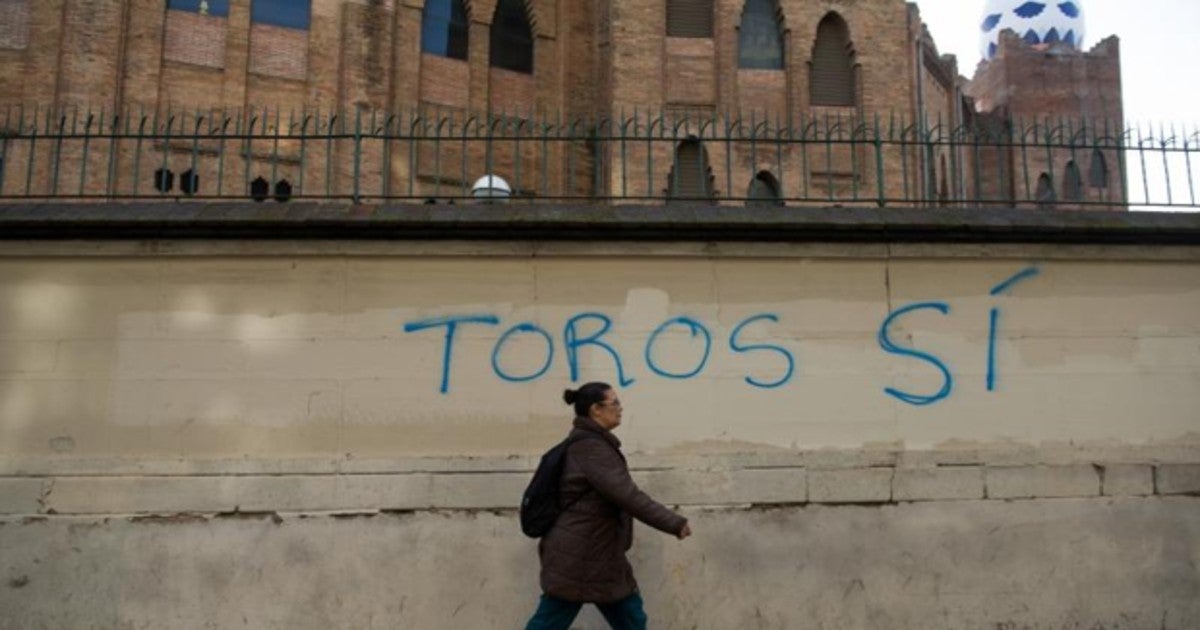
[471,174,512,198]
[979,0,1085,60]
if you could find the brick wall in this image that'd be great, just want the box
[488,67,535,113]
[736,69,787,115]
[0,0,1126,206]
[164,10,228,69]
[420,54,469,109]
[665,37,716,106]
[249,23,308,81]
[0,0,30,50]
[967,32,1126,209]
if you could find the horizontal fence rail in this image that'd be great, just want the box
[0,104,1196,210]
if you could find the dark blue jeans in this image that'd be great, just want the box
[524,592,648,630]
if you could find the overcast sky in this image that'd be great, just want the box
[916,0,1200,126]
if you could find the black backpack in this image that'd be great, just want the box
[519,433,602,538]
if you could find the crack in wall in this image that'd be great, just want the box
[36,478,54,514]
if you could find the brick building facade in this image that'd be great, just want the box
[0,0,1125,207]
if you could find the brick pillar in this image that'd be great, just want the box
[336,0,395,198]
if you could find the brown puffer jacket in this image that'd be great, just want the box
[538,416,688,604]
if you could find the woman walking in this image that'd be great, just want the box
[524,382,692,630]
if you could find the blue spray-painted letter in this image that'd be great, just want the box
[645,316,712,379]
[403,314,500,394]
[564,313,635,387]
[492,322,555,383]
[987,266,1041,391]
[729,314,795,389]
[877,302,953,406]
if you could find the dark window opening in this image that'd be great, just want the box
[251,0,311,30]
[167,0,231,16]
[1088,149,1109,188]
[747,171,782,206]
[180,169,199,195]
[738,0,784,70]
[422,0,469,60]
[938,154,949,206]
[154,168,175,193]
[274,179,293,202]
[1035,172,1056,205]
[250,176,270,201]
[809,13,856,107]
[667,0,714,38]
[1063,160,1083,201]
[667,139,714,201]
[490,0,533,74]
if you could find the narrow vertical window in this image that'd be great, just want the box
[667,0,714,38]
[0,0,30,50]
[1088,148,1109,188]
[1063,160,1083,201]
[164,0,229,69]
[249,0,310,80]
[490,0,533,74]
[747,171,782,206]
[251,0,311,30]
[668,139,714,201]
[809,13,856,107]
[939,154,949,205]
[738,0,784,70]
[422,0,469,60]
[167,0,230,16]
[1035,172,1056,204]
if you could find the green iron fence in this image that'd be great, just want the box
[0,104,1195,209]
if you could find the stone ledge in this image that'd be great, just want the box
[0,479,46,514]
[1157,464,1200,495]
[1,203,1199,246]
[638,468,808,505]
[1101,464,1154,497]
[893,468,984,502]
[7,462,1198,515]
[808,468,893,504]
[986,465,1101,499]
[6,444,1199,477]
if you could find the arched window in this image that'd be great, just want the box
[0,0,31,50]
[747,171,782,206]
[738,0,784,69]
[1035,172,1056,205]
[667,0,714,38]
[251,0,311,30]
[1088,148,1109,188]
[168,0,231,17]
[667,139,714,200]
[1063,160,1083,201]
[422,0,469,60]
[490,0,533,74]
[809,13,855,107]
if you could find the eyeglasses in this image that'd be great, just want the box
[598,399,622,409]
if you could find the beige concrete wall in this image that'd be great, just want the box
[2,499,1199,630]
[1,240,1199,628]
[1,244,1198,459]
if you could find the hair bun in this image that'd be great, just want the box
[562,389,578,405]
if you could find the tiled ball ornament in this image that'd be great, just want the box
[980,0,1086,59]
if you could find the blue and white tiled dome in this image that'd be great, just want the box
[980,0,1086,60]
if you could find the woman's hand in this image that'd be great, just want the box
[677,523,692,540]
